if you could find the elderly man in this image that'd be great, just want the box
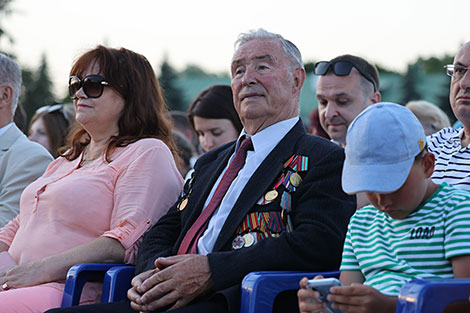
[0,53,52,226]
[427,42,470,190]
[315,54,381,147]
[49,29,355,313]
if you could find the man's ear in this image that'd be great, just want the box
[370,91,381,104]
[292,67,306,93]
[422,152,435,178]
[0,85,13,105]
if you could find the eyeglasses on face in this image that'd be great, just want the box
[68,74,109,100]
[444,64,470,80]
[314,61,377,92]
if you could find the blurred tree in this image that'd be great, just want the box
[0,0,14,51]
[180,64,208,78]
[419,55,454,73]
[401,62,422,103]
[436,76,456,124]
[159,56,184,111]
[21,53,56,125]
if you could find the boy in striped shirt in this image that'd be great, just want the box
[298,103,470,313]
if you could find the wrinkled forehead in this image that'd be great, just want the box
[231,38,283,65]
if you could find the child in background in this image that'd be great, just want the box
[298,102,470,313]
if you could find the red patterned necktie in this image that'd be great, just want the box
[177,137,254,254]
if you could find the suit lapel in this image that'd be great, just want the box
[181,143,236,231]
[212,121,306,251]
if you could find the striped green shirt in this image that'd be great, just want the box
[340,182,470,296]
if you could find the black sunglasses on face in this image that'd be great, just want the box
[314,61,377,92]
[68,74,109,100]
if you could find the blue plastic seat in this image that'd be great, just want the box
[62,265,470,313]
[61,263,134,307]
[396,278,470,313]
[240,270,340,313]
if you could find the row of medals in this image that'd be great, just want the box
[232,172,302,250]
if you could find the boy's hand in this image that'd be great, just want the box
[298,277,328,313]
[327,283,396,313]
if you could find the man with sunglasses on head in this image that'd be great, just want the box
[0,53,53,226]
[314,54,381,147]
[427,42,470,190]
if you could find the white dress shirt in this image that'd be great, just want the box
[197,117,299,254]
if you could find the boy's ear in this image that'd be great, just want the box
[422,152,435,178]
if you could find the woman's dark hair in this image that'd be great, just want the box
[60,45,176,162]
[187,85,242,133]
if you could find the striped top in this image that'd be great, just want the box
[427,127,470,189]
[340,183,470,296]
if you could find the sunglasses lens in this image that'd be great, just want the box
[68,76,81,99]
[83,76,104,98]
[314,62,331,75]
[333,62,354,76]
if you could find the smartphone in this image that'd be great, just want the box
[306,278,342,313]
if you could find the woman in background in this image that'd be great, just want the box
[188,85,242,153]
[28,104,75,158]
[0,45,183,313]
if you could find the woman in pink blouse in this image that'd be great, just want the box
[0,46,184,312]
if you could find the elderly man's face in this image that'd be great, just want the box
[450,43,470,126]
[230,38,302,134]
[316,70,373,145]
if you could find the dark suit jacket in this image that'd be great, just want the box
[136,120,356,311]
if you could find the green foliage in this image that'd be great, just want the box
[158,57,184,111]
[20,54,56,126]
[401,62,423,103]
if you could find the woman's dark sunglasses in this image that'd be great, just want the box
[314,61,377,92]
[68,75,109,100]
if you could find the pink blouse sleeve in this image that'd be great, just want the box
[102,141,183,264]
[0,215,20,247]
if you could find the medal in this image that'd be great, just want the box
[243,233,256,247]
[289,172,302,187]
[232,235,245,249]
[264,190,278,202]
[178,198,188,211]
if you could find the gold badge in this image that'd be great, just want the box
[289,172,302,187]
[418,139,425,150]
[264,190,279,201]
[178,198,188,211]
[243,233,255,247]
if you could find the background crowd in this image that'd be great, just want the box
[0,25,468,313]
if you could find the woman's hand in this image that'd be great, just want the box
[0,259,51,289]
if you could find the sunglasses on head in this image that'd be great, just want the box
[68,74,109,100]
[314,61,377,92]
[35,104,72,124]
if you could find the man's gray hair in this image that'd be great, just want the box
[234,28,304,70]
[0,53,22,115]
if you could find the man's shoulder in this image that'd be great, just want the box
[427,127,460,145]
[294,133,344,159]
[10,133,52,158]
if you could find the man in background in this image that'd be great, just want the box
[315,54,381,147]
[0,53,53,226]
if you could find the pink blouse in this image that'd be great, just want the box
[0,138,183,266]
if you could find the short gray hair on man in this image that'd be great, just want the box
[234,28,304,70]
[0,53,22,115]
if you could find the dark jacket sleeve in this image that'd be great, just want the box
[207,144,356,291]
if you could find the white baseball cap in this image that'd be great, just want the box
[342,102,426,194]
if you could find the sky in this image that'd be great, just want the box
[1,0,469,98]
